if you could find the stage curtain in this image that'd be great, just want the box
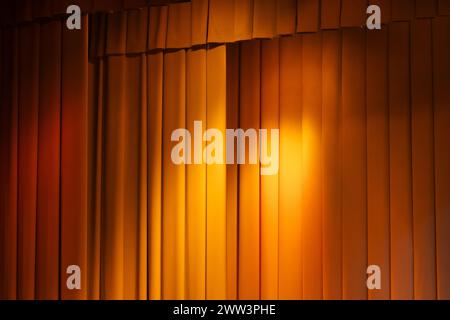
[1,3,450,301]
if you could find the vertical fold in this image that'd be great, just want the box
[279,35,303,300]
[191,0,209,46]
[277,0,297,35]
[411,19,437,300]
[297,0,320,32]
[148,6,168,50]
[341,28,367,300]
[61,15,89,300]
[121,55,142,299]
[433,16,450,300]
[225,43,239,300]
[101,8,128,299]
[186,48,207,300]
[301,32,323,299]
[321,0,341,29]
[340,0,367,27]
[17,23,40,300]
[389,22,414,300]
[148,52,164,300]
[253,0,277,39]
[36,20,61,300]
[238,40,261,300]
[322,30,342,300]
[138,54,148,300]
[260,38,279,300]
[162,50,186,300]
[208,0,235,43]
[206,45,227,299]
[102,53,126,299]
[166,2,192,49]
[87,58,103,300]
[105,11,127,56]
[126,8,148,54]
[367,27,391,300]
[0,28,18,300]
[234,0,254,41]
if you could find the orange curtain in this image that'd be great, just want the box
[1,1,450,301]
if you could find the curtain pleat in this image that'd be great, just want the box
[225,43,239,301]
[433,16,450,300]
[238,40,261,300]
[87,58,103,300]
[278,35,303,300]
[122,55,142,299]
[297,0,320,32]
[208,0,235,43]
[367,27,390,300]
[148,6,168,50]
[162,50,186,300]
[106,12,127,56]
[205,45,227,300]
[166,3,192,49]
[61,15,89,300]
[321,0,341,29]
[411,19,437,300]
[36,20,61,300]
[276,0,297,35]
[126,9,148,54]
[389,22,414,300]
[301,32,323,299]
[341,0,367,27]
[321,30,342,300]
[0,28,18,300]
[138,54,148,301]
[253,0,277,39]
[147,52,163,300]
[103,54,126,299]
[191,0,209,46]
[234,0,254,41]
[186,48,207,300]
[341,28,368,300]
[17,23,40,300]
[260,38,279,300]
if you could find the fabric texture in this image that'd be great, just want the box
[1,0,450,300]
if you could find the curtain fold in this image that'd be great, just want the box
[341,28,368,300]
[389,22,414,299]
[278,35,303,300]
[260,38,279,300]
[17,22,39,300]
[162,49,186,300]
[433,16,450,300]
[186,48,206,300]
[147,52,163,300]
[205,45,227,300]
[36,20,61,300]
[366,26,390,300]
[238,40,261,300]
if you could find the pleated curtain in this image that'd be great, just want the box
[1,0,450,301]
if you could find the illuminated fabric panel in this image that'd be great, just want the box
[1,5,450,301]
